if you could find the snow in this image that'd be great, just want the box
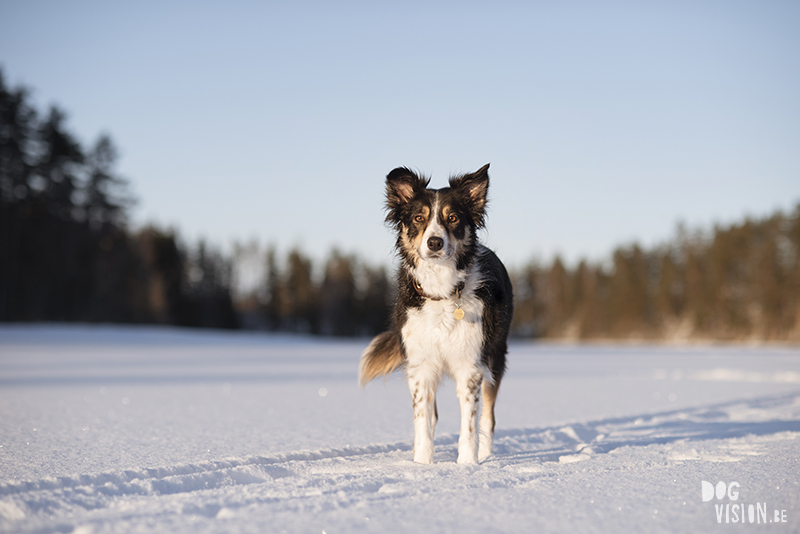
[1,325,799,533]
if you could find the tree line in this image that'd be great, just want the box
[511,211,800,341]
[235,246,392,336]
[0,71,238,328]
[0,69,391,335]
[236,206,800,342]
[2,69,798,340]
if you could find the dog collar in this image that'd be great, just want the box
[412,279,465,302]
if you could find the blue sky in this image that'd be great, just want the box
[2,1,799,268]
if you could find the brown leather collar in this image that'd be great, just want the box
[413,279,465,301]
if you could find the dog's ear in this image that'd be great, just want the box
[386,167,428,207]
[385,168,429,227]
[450,163,490,228]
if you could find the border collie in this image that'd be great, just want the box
[359,163,513,464]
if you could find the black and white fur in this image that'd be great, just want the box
[359,163,513,464]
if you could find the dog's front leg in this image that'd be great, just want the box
[456,371,482,464]
[407,369,437,463]
[478,380,498,461]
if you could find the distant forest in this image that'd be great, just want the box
[2,71,799,341]
[0,71,238,329]
[512,213,800,342]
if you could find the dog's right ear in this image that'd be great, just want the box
[385,167,429,228]
[385,167,428,208]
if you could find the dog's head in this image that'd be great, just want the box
[384,164,490,268]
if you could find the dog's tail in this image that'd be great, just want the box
[359,330,405,387]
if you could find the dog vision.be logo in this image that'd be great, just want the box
[702,481,788,525]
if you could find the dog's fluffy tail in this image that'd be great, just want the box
[359,330,405,387]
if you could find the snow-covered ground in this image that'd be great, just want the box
[1,325,799,533]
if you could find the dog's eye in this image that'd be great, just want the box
[414,215,425,223]
[448,214,459,224]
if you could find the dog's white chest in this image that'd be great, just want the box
[401,290,485,372]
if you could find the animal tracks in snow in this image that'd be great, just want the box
[2,391,798,532]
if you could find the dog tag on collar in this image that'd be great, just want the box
[453,281,465,320]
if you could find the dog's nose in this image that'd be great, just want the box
[427,237,444,252]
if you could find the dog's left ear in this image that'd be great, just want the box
[450,163,490,227]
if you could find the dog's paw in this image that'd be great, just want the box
[413,451,434,464]
[456,453,478,465]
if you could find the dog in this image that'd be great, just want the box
[359,163,513,464]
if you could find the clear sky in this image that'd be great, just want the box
[2,1,799,269]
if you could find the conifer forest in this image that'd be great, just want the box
[2,71,798,341]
